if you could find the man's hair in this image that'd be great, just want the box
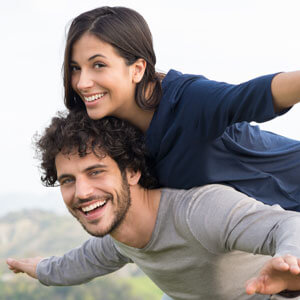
[35,110,158,189]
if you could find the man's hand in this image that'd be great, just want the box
[6,257,43,279]
[246,254,300,295]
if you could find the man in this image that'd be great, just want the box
[6,111,300,300]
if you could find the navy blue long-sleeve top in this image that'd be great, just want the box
[145,70,300,211]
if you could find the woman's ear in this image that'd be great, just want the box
[126,168,141,186]
[132,58,147,83]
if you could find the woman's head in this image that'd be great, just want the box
[64,6,162,117]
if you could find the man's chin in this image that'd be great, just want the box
[80,220,111,238]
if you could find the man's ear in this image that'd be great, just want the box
[126,168,141,186]
[132,58,147,83]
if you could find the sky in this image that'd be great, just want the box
[0,0,299,214]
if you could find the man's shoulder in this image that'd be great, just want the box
[161,184,256,222]
[162,184,237,201]
[160,184,241,220]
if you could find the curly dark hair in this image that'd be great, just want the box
[35,110,158,189]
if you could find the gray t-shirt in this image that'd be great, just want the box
[37,185,300,300]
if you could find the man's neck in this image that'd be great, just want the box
[110,187,161,249]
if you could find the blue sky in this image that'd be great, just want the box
[1,0,299,213]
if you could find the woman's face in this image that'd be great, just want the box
[71,33,138,120]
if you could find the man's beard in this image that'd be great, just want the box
[74,173,132,238]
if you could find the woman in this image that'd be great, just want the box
[64,5,300,212]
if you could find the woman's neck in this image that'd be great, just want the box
[120,106,155,133]
[117,81,157,132]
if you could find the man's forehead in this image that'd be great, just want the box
[55,150,109,172]
[56,149,105,160]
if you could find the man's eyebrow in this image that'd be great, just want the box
[57,164,107,182]
[84,164,107,172]
[57,174,73,182]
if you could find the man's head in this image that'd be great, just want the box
[35,110,157,237]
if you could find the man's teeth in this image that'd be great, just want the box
[84,93,105,102]
[81,200,107,212]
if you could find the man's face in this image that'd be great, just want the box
[55,151,131,237]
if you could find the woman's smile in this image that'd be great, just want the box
[71,33,137,120]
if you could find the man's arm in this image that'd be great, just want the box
[187,185,300,257]
[272,71,300,112]
[187,185,300,295]
[6,236,131,286]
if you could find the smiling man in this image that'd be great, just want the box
[6,111,300,300]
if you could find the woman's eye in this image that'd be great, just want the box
[71,65,80,72]
[94,63,105,69]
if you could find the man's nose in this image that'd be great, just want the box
[75,179,94,200]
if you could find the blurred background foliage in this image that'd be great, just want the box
[0,210,163,300]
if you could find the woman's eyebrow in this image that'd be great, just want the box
[70,54,107,65]
[88,54,107,61]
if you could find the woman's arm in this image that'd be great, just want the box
[271,71,300,112]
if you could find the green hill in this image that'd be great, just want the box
[0,209,89,258]
[0,210,163,300]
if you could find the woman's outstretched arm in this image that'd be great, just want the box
[271,71,300,112]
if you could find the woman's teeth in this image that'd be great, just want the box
[84,93,105,102]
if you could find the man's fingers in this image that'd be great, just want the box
[245,278,257,295]
[7,264,24,273]
[245,277,263,295]
[6,258,22,270]
[6,257,40,279]
[6,258,25,274]
[272,255,300,275]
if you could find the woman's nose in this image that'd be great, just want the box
[76,70,94,91]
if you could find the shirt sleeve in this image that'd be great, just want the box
[37,236,132,286]
[177,73,286,139]
[186,185,300,257]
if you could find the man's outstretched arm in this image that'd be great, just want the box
[6,257,42,279]
[246,254,300,295]
[187,185,300,296]
[6,237,130,286]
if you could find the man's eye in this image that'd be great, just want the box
[60,178,74,185]
[90,170,102,176]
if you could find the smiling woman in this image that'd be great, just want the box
[64,6,162,132]
[60,6,300,215]
[70,33,142,121]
